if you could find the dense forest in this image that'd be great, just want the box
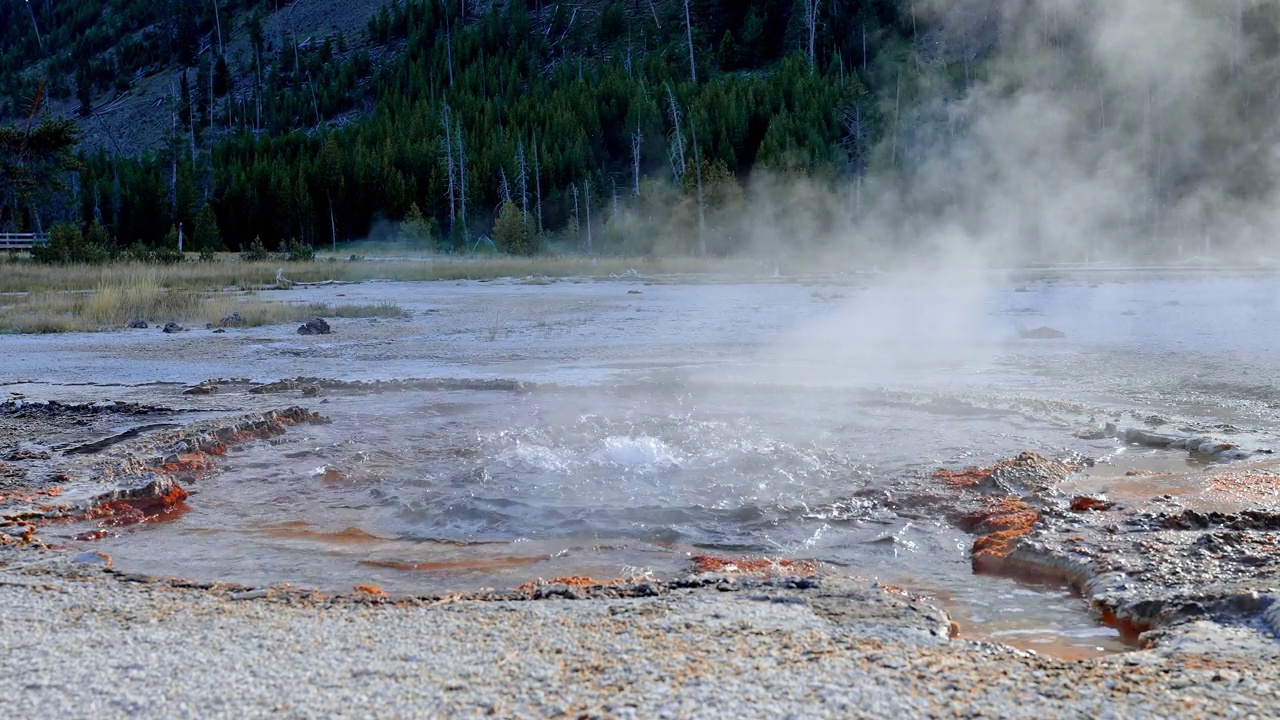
[6,0,1280,260]
[1,0,933,256]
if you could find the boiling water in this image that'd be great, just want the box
[72,270,1280,658]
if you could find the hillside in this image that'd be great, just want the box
[6,0,1280,261]
[1,0,395,155]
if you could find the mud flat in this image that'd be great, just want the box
[3,275,1280,717]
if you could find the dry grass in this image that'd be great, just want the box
[0,267,406,334]
[0,255,781,294]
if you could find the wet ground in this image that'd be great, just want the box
[3,268,1279,659]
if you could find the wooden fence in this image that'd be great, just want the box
[0,233,49,250]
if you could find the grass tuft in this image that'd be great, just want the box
[0,255,781,294]
[0,271,408,334]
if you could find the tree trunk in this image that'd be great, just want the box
[25,1,42,48]
[584,178,593,253]
[212,0,224,55]
[457,126,468,245]
[683,0,697,83]
[690,118,705,257]
[533,137,543,234]
[442,107,457,226]
[632,129,642,197]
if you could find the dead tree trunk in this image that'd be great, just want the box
[24,0,42,48]
[212,0,224,55]
[665,84,686,182]
[683,0,697,83]
[533,136,543,234]
[457,125,468,245]
[690,118,705,257]
[632,128,642,197]
[441,107,457,227]
[584,177,593,253]
[804,0,820,75]
[517,140,529,221]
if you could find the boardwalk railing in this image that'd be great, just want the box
[0,233,49,250]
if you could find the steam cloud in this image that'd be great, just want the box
[877,0,1280,266]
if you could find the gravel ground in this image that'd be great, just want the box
[2,554,1277,719]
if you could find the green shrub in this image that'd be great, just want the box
[30,222,110,265]
[119,242,184,265]
[240,236,271,262]
[151,246,185,264]
[283,238,315,262]
[493,201,538,255]
[192,203,224,254]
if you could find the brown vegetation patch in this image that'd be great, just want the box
[688,555,820,576]
[354,585,387,596]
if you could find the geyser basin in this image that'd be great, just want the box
[37,272,1280,659]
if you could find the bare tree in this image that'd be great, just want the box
[570,182,581,240]
[457,124,468,245]
[498,168,511,209]
[446,31,455,87]
[212,0,224,55]
[24,0,42,48]
[584,176,593,253]
[803,0,821,75]
[665,84,686,182]
[890,69,901,167]
[841,102,866,213]
[689,117,706,257]
[516,140,529,220]
[532,137,543,234]
[441,106,457,226]
[683,0,697,82]
[631,128,643,197]
[186,71,197,160]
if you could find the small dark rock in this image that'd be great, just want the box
[301,385,321,397]
[162,322,184,334]
[183,384,218,396]
[627,290,643,295]
[297,317,332,336]
[128,318,148,329]
[213,328,226,334]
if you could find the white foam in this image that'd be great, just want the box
[592,436,682,470]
